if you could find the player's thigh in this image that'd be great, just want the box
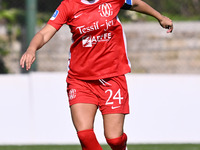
[103,113,125,139]
[70,103,98,132]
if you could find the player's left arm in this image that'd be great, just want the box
[122,0,173,33]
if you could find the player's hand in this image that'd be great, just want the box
[20,49,36,71]
[159,15,173,33]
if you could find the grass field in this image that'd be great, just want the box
[0,144,200,150]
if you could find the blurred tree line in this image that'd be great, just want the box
[0,0,62,12]
[0,0,200,18]
[144,0,200,19]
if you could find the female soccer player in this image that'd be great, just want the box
[20,0,173,149]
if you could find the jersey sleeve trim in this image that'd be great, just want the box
[121,0,132,10]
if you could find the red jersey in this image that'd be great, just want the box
[48,0,131,80]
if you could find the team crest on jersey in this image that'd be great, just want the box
[68,89,76,100]
[98,3,113,17]
[50,10,59,20]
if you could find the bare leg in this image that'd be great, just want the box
[103,114,127,150]
[103,113,125,139]
[70,103,98,131]
[70,103,102,150]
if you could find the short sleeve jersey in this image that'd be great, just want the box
[48,0,131,80]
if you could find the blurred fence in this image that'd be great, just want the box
[1,73,200,144]
[0,0,200,74]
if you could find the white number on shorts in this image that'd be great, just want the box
[113,89,123,104]
[105,89,123,105]
[105,89,113,105]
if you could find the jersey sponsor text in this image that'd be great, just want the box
[82,32,111,47]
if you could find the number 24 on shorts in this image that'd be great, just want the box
[105,89,123,106]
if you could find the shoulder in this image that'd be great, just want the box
[57,0,75,18]
[60,0,70,8]
[59,0,75,10]
[104,0,125,8]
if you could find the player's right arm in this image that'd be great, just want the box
[20,24,57,71]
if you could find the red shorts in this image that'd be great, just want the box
[67,75,129,115]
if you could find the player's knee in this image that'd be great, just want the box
[106,133,127,150]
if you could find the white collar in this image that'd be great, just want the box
[81,0,99,4]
